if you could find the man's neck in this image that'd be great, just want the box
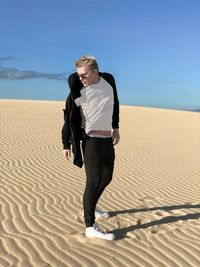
[92,75,100,85]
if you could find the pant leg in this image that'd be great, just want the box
[93,139,115,206]
[83,138,104,227]
[83,137,115,227]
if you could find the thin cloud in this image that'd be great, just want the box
[0,57,18,61]
[0,67,65,80]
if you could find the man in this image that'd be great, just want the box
[62,55,120,240]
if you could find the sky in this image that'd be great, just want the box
[0,0,200,110]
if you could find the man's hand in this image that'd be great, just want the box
[112,129,120,145]
[63,149,71,160]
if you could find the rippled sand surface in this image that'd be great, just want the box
[1,99,200,267]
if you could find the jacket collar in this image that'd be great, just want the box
[68,72,112,100]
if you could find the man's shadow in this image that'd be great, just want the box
[109,203,200,240]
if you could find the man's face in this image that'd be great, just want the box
[77,66,98,87]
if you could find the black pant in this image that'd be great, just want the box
[82,136,115,227]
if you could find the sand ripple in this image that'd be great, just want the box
[0,100,200,267]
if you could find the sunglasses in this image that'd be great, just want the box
[77,70,94,79]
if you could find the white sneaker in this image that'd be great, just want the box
[81,208,110,219]
[85,222,115,240]
[95,208,110,219]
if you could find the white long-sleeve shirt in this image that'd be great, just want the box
[75,77,114,135]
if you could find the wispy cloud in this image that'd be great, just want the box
[0,56,18,61]
[0,67,65,80]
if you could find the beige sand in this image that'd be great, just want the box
[0,99,200,267]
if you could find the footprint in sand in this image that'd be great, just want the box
[184,202,198,205]
[169,210,186,216]
[135,218,152,226]
[116,216,138,228]
[117,221,130,228]
[139,196,160,203]
[150,224,176,235]
[154,210,170,217]
[126,232,142,240]
[136,218,142,225]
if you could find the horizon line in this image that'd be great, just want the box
[0,98,199,113]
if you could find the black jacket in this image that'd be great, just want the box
[61,72,119,168]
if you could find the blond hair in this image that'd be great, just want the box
[74,55,99,71]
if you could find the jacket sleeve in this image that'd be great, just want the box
[68,72,82,99]
[111,75,120,129]
[61,93,72,149]
[100,72,119,129]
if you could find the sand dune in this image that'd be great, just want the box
[0,99,200,267]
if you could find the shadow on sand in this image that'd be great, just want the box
[109,203,200,240]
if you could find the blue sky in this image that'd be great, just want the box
[0,0,199,110]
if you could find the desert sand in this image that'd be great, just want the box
[0,99,200,267]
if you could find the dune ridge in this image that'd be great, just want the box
[0,99,200,267]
